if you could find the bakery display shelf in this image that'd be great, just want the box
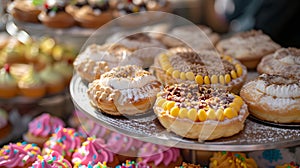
[70,74,300,152]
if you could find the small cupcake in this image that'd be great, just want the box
[78,120,111,140]
[72,137,119,167]
[106,132,144,162]
[43,127,82,161]
[9,0,42,23]
[23,113,65,147]
[137,143,182,168]
[53,61,74,85]
[209,151,257,168]
[0,142,41,168]
[276,162,299,168]
[30,150,72,168]
[0,108,12,139]
[0,64,18,98]
[39,65,66,94]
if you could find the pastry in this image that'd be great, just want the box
[152,47,247,94]
[209,151,257,168]
[0,39,26,66]
[72,137,119,167]
[0,64,18,98]
[175,162,202,168]
[0,108,11,139]
[66,0,89,16]
[39,65,66,94]
[43,127,83,161]
[160,25,220,50]
[137,143,182,168]
[9,0,42,23]
[23,113,65,147]
[154,83,249,141]
[106,32,166,68]
[74,43,142,83]
[53,60,74,84]
[73,0,113,28]
[0,142,41,168]
[87,65,162,116]
[240,74,300,123]
[30,150,72,168]
[216,30,280,69]
[276,162,299,168]
[106,132,144,162]
[257,47,300,79]
[38,0,75,28]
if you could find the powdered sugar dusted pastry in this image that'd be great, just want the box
[160,25,220,50]
[154,83,249,141]
[87,65,162,116]
[240,74,300,123]
[216,30,280,69]
[209,151,257,168]
[74,44,142,83]
[257,47,300,79]
[152,47,247,94]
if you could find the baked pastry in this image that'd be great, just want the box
[74,44,142,83]
[72,137,119,167]
[154,83,249,141]
[0,108,11,139]
[216,30,280,69]
[160,25,220,50]
[0,39,26,65]
[175,162,202,168]
[106,32,166,68]
[257,47,300,79]
[73,0,113,28]
[106,132,144,162]
[23,113,65,147]
[276,162,299,168]
[38,0,75,28]
[31,150,72,168]
[0,142,41,168]
[152,47,247,94]
[137,143,182,168]
[9,0,42,23]
[66,0,89,16]
[209,151,257,168]
[39,65,66,94]
[87,65,162,116]
[240,74,300,123]
[0,64,18,98]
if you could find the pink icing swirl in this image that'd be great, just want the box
[72,137,115,166]
[43,127,82,158]
[106,132,143,154]
[138,143,180,166]
[29,113,65,137]
[0,142,41,168]
[31,150,72,168]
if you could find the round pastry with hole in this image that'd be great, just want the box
[240,74,300,123]
[257,47,300,79]
[152,47,247,94]
[153,83,249,141]
[87,65,162,116]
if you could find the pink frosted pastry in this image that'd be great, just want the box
[23,113,65,147]
[137,143,182,168]
[30,150,72,168]
[0,142,41,168]
[72,137,119,167]
[43,127,82,161]
[107,132,143,162]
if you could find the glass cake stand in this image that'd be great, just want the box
[69,73,300,152]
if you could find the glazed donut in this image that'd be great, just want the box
[240,74,300,123]
[153,83,249,141]
[87,65,162,116]
[152,47,247,94]
[73,44,142,83]
[216,30,280,69]
[257,47,300,79]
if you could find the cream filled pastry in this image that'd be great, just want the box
[152,47,247,94]
[154,83,249,141]
[209,151,257,168]
[87,65,161,116]
[240,74,300,123]
[257,47,300,79]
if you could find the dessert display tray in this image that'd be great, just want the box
[70,74,300,151]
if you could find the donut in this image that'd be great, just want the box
[87,65,162,116]
[153,83,249,141]
[216,30,280,69]
[240,74,300,123]
[152,47,247,94]
[257,47,300,79]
